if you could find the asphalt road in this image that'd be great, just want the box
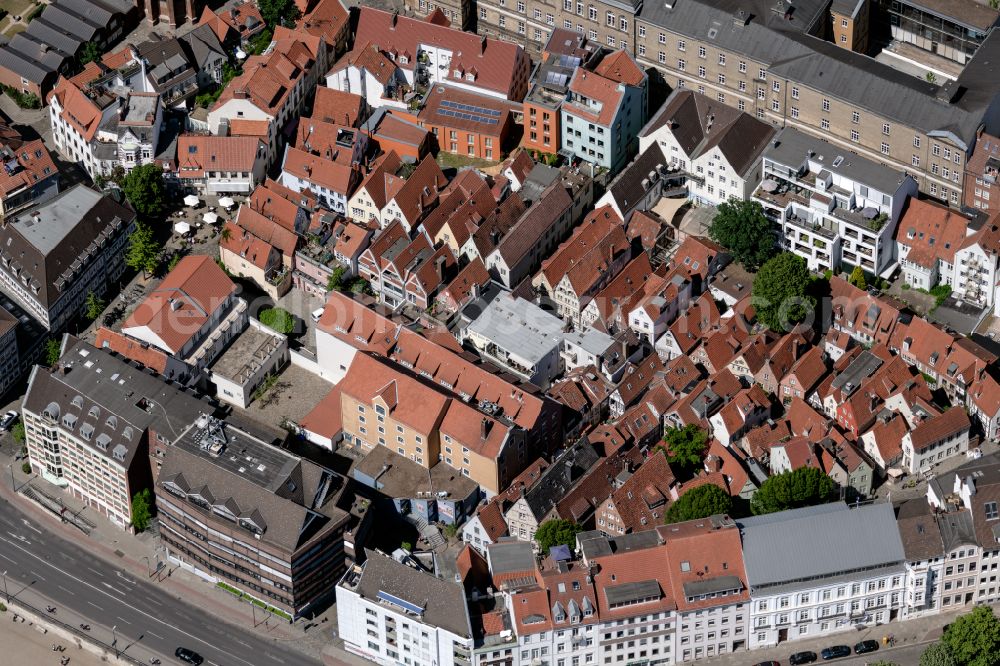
[0,496,321,666]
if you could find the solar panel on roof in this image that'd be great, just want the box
[377,590,424,615]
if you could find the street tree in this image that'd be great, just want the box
[708,199,775,270]
[752,252,815,331]
[125,222,162,278]
[664,484,732,524]
[942,606,1000,666]
[84,290,105,321]
[535,519,582,552]
[920,643,956,666]
[751,466,835,515]
[78,41,102,66]
[121,164,166,218]
[131,488,153,532]
[658,425,709,476]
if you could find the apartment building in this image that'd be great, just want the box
[353,7,532,103]
[158,414,352,619]
[22,336,206,530]
[120,255,247,374]
[522,28,602,157]
[476,0,638,58]
[561,51,647,173]
[0,185,134,332]
[967,131,1000,216]
[830,0,870,54]
[632,0,1000,207]
[742,502,907,649]
[639,89,775,207]
[901,406,972,475]
[0,134,59,217]
[755,127,918,276]
[338,551,473,666]
[463,293,566,388]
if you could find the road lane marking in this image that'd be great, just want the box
[87,602,103,611]
[266,655,286,663]
[101,582,126,595]
[29,570,45,581]
[20,519,41,534]
[0,551,13,563]
[0,534,265,666]
[147,630,164,639]
[57,585,74,595]
[87,567,104,577]
[116,616,132,625]
[147,597,162,607]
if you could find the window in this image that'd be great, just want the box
[883,123,891,136]
[791,107,799,119]
[607,11,614,26]
[821,118,830,130]
[771,99,779,112]
[588,5,596,19]
[607,35,616,46]
[738,61,746,73]
[638,25,645,37]
[638,44,645,56]
[620,17,627,31]
[758,68,766,80]
[718,74,725,85]
[718,53,726,65]
[757,88,765,100]
[698,46,706,58]
[738,80,746,92]
[677,59,686,71]
[791,86,799,99]
[698,66,706,78]
[517,0,524,11]
[658,51,665,63]
[822,99,831,112]
[852,111,860,123]
[772,80,780,92]
[841,17,848,27]
[987,502,999,520]
[912,155,920,167]
[881,142,890,155]
[914,136,921,148]
[851,129,859,142]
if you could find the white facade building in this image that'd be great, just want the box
[754,127,918,276]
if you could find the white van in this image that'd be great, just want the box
[311,307,324,323]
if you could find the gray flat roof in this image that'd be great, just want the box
[210,322,281,382]
[352,551,472,637]
[487,540,536,576]
[353,445,479,501]
[765,127,909,195]
[604,580,662,606]
[740,502,906,593]
[467,294,564,366]
[12,185,105,256]
[829,350,884,395]
[562,327,614,356]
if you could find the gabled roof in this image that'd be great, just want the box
[566,69,625,126]
[312,86,365,127]
[594,49,645,87]
[122,256,236,354]
[909,406,971,452]
[607,452,675,531]
[896,198,969,268]
[177,135,262,177]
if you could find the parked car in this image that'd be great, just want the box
[0,410,18,430]
[790,652,818,665]
[855,640,879,654]
[820,645,851,660]
[753,662,782,666]
[174,647,204,665]
[311,307,324,323]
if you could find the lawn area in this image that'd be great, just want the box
[0,0,40,37]
[435,151,499,171]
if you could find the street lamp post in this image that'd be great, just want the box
[1,570,8,603]
[112,624,118,658]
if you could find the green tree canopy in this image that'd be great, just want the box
[44,338,61,366]
[131,488,153,532]
[121,164,166,218]
[12,421,25,444]
[942,606,1000,666]
[327,265,349,292]
[535,519,582,552]
[848,265,867,290]
[751,466,835,515]
[259,307,296,335]
[78,41,102,66]
[920,643,956,666]
[85,290,105,321]
[658,425,708,477]
[257,0,299,28]
[125,222,162,278]
[665,484,732,524]
[752,252,815,331]
[708,199,775,270]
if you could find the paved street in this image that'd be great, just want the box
[0,496,321,666]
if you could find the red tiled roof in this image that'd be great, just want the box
[909,406,971,452]
[282,145,357,194]
[228,119,270,137]
[353,150,404,211]
[233,205,299,259]
[313,86,366,128]
[94,327,169,375]
[0,139,56,199]
[438,257,490,311]
[295,0,349,47]
[607,452,675,531]
[896,198,969,268]
[593,50,645,87]
[177,135,262,177]
[300,386,343,439]
[122,256,237,354]
[566,69,624,126]
[49,77,102,142]
[332,42,399,86]
[354,7,528,100]
[662,519,748,612]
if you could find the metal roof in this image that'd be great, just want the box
[739,502,906,593]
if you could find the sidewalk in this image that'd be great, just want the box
[0,456,343,660]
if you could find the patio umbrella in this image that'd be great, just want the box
[202,212,220,224]
[218,196,236,209]
[174,221,191,234]
[184,194,200,207]
[760,179,779,193]
[862,207,879,219]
